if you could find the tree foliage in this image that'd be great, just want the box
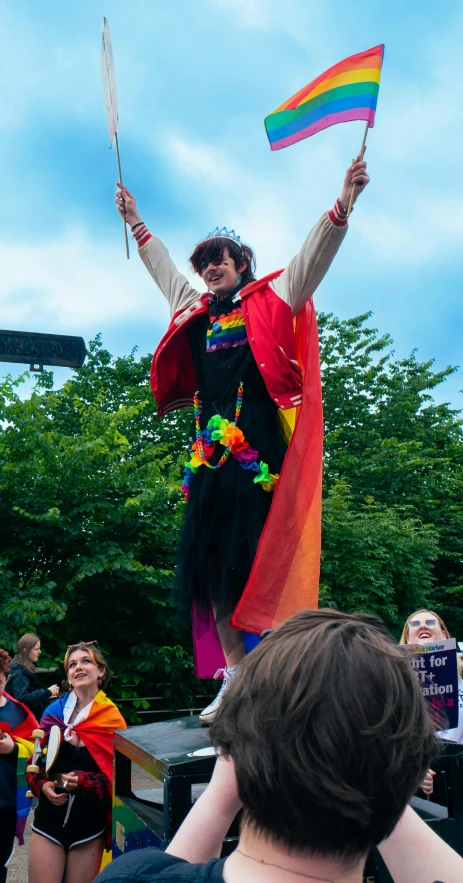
[0,338,199,717]
[0,314,462,714]
[319,312,463,637]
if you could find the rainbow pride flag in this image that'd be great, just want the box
[265,44,384,151]
[231,294,322,635]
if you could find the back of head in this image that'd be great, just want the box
[14,633,40,671]
[211,609,438,861]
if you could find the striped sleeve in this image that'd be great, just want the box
[133,224,152,248]
[328,199,348,228]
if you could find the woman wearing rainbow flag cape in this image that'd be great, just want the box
[26,642,126,883]
[0,648,38,883]
[116,157,369,724]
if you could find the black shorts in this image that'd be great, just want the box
[32,793,106,852]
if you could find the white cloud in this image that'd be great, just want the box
[355,194,463,265]
[163,135,297,274]
[0,227,172,334]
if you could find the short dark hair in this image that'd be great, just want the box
[211,609,438,861]
[189,237,256,287]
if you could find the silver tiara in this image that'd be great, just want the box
[202,226,242,247]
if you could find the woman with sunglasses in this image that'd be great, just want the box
[26,642,126,883]
[400,609,463,747]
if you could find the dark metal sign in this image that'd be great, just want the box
[0,330,86,371]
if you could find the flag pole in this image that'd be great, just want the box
[347,120,369,217]
[114,132,130,259]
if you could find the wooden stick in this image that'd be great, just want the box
[115,131,130,259]
[347,120,369,217]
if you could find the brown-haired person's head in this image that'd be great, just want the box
[190,235,256,297]
[14,633,42,671]
[0,649,12,678]
[211,609,438,862]
[63,642,110,692]
[0,649,12,698]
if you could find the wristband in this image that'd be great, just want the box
[328,199,349,228]
[132,223,152,248]
[131,222,144,231]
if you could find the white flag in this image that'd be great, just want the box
[101,17,119,147]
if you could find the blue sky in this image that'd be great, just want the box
[0,0,462,407]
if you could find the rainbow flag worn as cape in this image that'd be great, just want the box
[39,690,125,866]
[230,292,322,634]
[192,281,323,677]
[40,689,126,784]
[265,44,384,150]
[2,692,38,844]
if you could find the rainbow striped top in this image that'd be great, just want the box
[206,308,247,352]
[265,44,384,151]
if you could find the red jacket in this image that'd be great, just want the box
[151,270,304,417]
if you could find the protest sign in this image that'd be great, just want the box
[405,638,458,729]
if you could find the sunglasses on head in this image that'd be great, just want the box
[408,618,437,629]
[66,640,98,649]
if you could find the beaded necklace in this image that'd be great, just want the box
[181,382,279,500]
[193,383,244,469]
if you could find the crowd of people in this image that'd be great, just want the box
[1,612,463,882]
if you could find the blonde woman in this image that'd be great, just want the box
[401,609,463,746]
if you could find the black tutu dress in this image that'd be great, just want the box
[172,290,288,628]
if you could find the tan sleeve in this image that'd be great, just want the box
[138,236,201,317]
[270,213,348,316]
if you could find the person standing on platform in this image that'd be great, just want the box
[95,609,463,883]
[116,157,369,724]
[8,634,59,715]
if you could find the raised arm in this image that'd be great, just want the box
[379,805,463,883]
[116,184,200,317]
[166,756,242,863]
[272,157,369,315]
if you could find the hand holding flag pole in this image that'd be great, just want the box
[347,121,369,216]
[101,17,129,259]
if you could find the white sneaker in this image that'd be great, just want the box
[199,666,239,725]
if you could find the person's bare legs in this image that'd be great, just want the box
[28,832,66,883]
[65,837,105,883]
[213,607,246,667]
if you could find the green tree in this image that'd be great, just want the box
[0,338,198,719]
[319,312,463,637]
[0,314,461,716]
[320,481,439,632]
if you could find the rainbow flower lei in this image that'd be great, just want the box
[181,383,279,500]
